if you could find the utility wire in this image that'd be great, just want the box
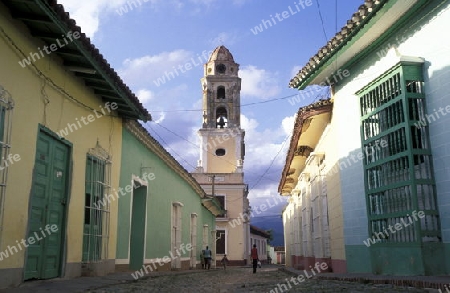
[147,121,286,189]
[150,121,239,170]
[148,90,321,113]
[147,121,246,205]
[316,0,328,42]
[146,123,196,170]
[313,86,331,103]
[152,121,283,186]
[335,0,338,34]
[250,133,291,190]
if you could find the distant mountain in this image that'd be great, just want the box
[250,216,284,246]
[248,195,287,246]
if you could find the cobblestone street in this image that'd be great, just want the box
[87,266,430,293]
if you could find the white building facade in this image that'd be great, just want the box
[283,0,450,275]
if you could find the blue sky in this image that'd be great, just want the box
[58,0,364,228]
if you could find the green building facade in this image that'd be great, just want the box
[116,120,221,272]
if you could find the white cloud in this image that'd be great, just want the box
[238,114,293,204]
[138,84,198,127]
[58,0,246,38]
[240,114,259,133]
[281,115,296,136]
[136,89,154,104]
[248,185,288,210]
[241,114,289,181]
[119,50,195,88]
[239,65,281,99]
[144,97,202,171]
[57,0,135,37]
[154,112,166,124]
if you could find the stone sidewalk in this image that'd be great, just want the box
[281,266,450,292]
[0,271,137,293]
[0,265,448,292]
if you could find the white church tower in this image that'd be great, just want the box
[192,45,250,266]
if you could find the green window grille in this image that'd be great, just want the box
[0,86,14,243]
[358,60,440,244]
[83,145,111,263]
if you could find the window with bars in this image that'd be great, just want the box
[301,190,309,256]
[190,213,197,267]
[215,195,226,218]
[358,61,440,244]
[203,224,209,248]
[83,147,111,263]
[171,202,183,269]
[216,230,226,254]
[0,86,14,242]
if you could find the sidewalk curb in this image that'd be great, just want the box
[278,266,449,292]
[0,269,220,293]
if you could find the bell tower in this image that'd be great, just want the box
[197,45,245,173]
[192,46,250,267]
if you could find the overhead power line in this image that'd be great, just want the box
[146,123,196,169]
[148,90,323,113]
[250,133,291,190]
[145,121,288,193]
[316,0,329,42]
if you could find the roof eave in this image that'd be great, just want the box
[39,2,152,122]
[289,0,430,90]
[4,0,151,121]
[250,225,270,239]
[278,100,333,194]
[201,197,225,217]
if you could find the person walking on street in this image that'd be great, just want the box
[221,254,229,270]
[204,246,212,270]
[251,244,258,273]
[200,249,205,269]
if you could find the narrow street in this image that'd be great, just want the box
[88,266,429,293]
[1,1,449,291]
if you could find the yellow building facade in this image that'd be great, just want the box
[0,1,149,288]
[279,99,346,273]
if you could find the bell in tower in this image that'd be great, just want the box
[196,45,245,174]
[217,116,225,129]
[216,107,228,128]
[200,46,241,130]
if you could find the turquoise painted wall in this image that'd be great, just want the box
[344,245,371,273]
[117,127,216,263]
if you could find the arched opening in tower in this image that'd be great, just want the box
[216,107,228,128]
[217,86,226,99]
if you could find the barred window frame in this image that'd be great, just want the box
[0,86,14,243]
[216,229,226,255]
[83,143,111,263]
[215,194,226,218]
[357,60,441,244]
